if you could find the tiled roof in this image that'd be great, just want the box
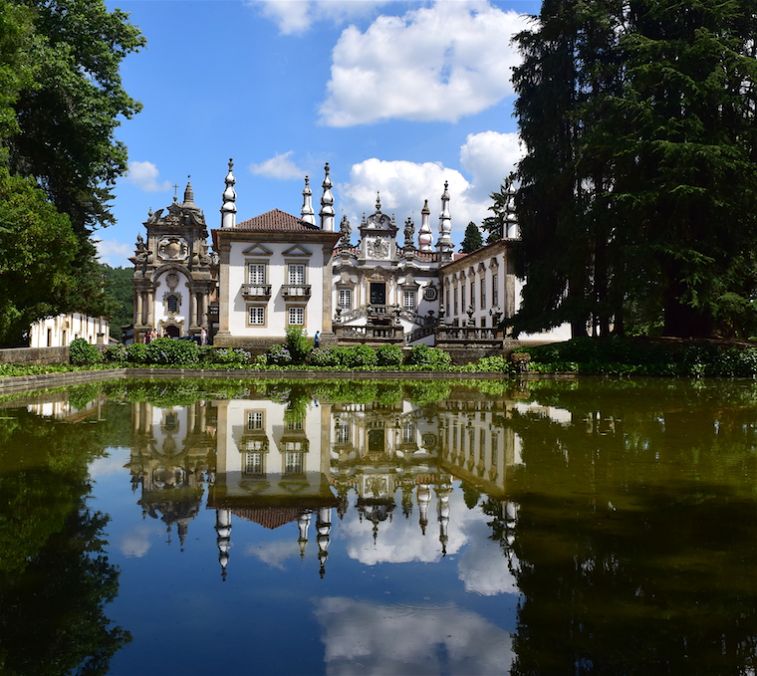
[234,209,321,233]
[231,507,302,530]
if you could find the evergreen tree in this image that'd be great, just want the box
[460,221,484,253]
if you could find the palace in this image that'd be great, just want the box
[132,160,569,347]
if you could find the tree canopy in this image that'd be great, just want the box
[511,0,757,339]
[0,0,143,346]
[460,221,484,253]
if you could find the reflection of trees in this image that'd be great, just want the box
[500,381,757,674]
[0,409,130,673]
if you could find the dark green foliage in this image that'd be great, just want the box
[102,343,127,363]
[265,344,292,366]
[203,347,252,367]
[144,337,199,366]
[334,344,378,368]
[68,338,101,366]
[511,0,757,339]
[460,221,484,253]
[307,347,339,367]
[101,266,133,341]
[125,342,147,364]
[285,327,312,364]
[522,337,757,377]
[406,344,452,370]
[375,344,404,367]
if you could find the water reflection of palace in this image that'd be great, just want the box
[123,394,528,578]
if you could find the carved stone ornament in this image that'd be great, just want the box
[423,285,438,301]
[158,237,189,262]
[367,237,390,259]
[166,272,179,290]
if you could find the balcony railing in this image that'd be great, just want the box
[282,284,311,300]
[435,326,502,346]
[335,324,405,343]
[241,283,272,300]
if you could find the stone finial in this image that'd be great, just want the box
[403,217,415,249]
[182,176,195,205]
[437,180,453,254]
[418,199,432,252]
[319,162,335,231]
[221,158,237,228]
[375,192,382,214]
[301,175,315,225]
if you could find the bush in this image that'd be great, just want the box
[204,347,251,366]
[69,338,101,366]
[406,344,452,370]
[285,327,312,364]
[376,344,404,367]
[126,343,148,364]
[144,337,199,365]
[266,344,292,366]
[337,344,378,368]
[102,344,127,363]
[308,347,340,367]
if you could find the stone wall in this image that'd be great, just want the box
[0,346,69,365]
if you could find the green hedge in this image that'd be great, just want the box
[144,337,199,365]
[69,338,101,366]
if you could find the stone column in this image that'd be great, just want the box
[187,285,196,332]
[146,289,155,329]
[136,291,143,326]
[217,243,231,339]
[321,244,334,333]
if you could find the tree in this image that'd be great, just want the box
[0,167,78,345]
[510,0,757,339]
[459,221,483,253]
[102,265,134,341]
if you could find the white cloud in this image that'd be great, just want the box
[246,540,301,569]
[314,597,514,674]
[120,523,161,558]
[320,2,528,126]
[88,452,126,480]
[126,160,172,192]
[96,239,132,267]
[337,130,520,243]
[250,151,306,180]
[254,0,391,36]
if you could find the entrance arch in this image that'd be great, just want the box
[165,325,180,338]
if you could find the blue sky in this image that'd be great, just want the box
[100,0,540,266]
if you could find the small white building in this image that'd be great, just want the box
[29,313,109,348]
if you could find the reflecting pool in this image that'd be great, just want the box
[1,378,757,674]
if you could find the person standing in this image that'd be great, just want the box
[313,330,320,349]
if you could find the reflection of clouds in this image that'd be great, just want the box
[246,540,300,570]
[88,451,126,479]
[457,518,518,596]
[315,597,513,675]
[342,491,518,596]
[120,523,161,558]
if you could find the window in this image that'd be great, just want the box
[247,411,264,430]
[248,263,266,285]
[403,289,416,309]
[480,279,486,309]
[288,264,306,285]
[288,306,304,326]
[46,328,52,347]
[492,270,499,306]
[338,288,352,309]
[335,424,350,444]
[243,452,264,476]
[248,306,265,325]
[287,420,303,431]
[402,424,415,444]
[454,286,459,315]
[461,284,466,310]
[470,282,475,310]
[284,452,304,475]
[167,294,179,313]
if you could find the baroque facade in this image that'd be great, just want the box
[132,159,569,346]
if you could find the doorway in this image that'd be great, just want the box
[165,325,180,338]
[370,282,386,305]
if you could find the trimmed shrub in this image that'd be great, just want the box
[406,344,452,370]
[308,347,339,367]
[205,347,252,366]
[266,344,292,366]
[145,337,199,365]
[376,344,404,367]
[69,338,101,366]
[103,344,127,363]
[126,343,148,364]
[286,327,312,364]
[337,344,378,368]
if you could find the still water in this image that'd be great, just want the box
[1,378,757,675]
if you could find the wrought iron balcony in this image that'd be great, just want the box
[282,284,311,300]
[241,283,272,300]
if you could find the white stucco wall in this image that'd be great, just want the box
[29,313,109,347]
[226,241,325,339]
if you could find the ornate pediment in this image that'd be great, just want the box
[282,244,312,257]
[242,243,273,256]
[158,237,189,262]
